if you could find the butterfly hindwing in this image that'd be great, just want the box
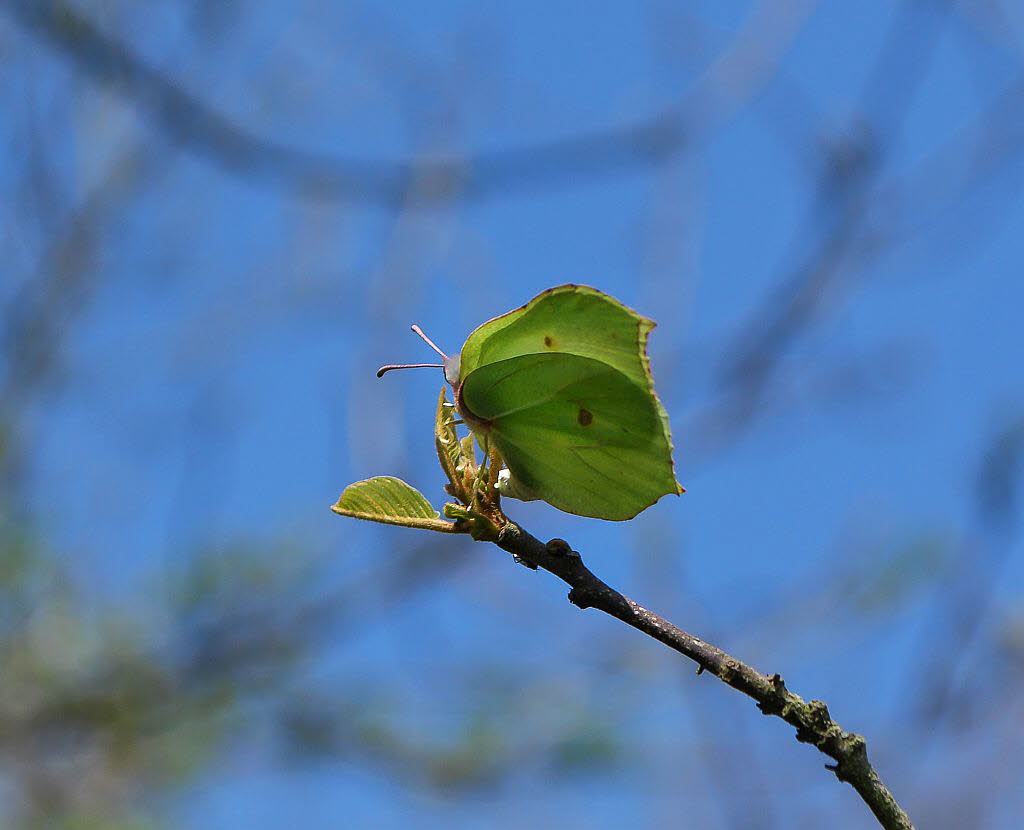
[460,352,679,520]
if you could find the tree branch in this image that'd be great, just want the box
[495,522,914,830]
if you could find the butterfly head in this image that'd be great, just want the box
[442,353,461,387]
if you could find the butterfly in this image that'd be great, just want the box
[378,284,682,520]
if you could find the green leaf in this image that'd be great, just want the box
[331,476,457,533]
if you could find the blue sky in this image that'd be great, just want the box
[3,1,1024,827]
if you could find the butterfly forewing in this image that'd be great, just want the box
[459,285,654,390]
[461,352,678,520]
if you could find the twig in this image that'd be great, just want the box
[495,522,914,830]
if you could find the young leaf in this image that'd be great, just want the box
[331,476,456,533]
[434,386,474,504]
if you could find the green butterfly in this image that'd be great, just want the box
[378,284,683,520]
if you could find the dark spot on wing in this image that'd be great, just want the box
[544,335,555,348]
[577,408,593,427]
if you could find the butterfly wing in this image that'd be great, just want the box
[458,284,678,490]
[460,284,656,388]
[460,352,680,520]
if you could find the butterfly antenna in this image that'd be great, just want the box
[411,325,449,360]
[376,362,443,378]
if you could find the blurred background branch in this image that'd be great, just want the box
[5,0,812,205]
